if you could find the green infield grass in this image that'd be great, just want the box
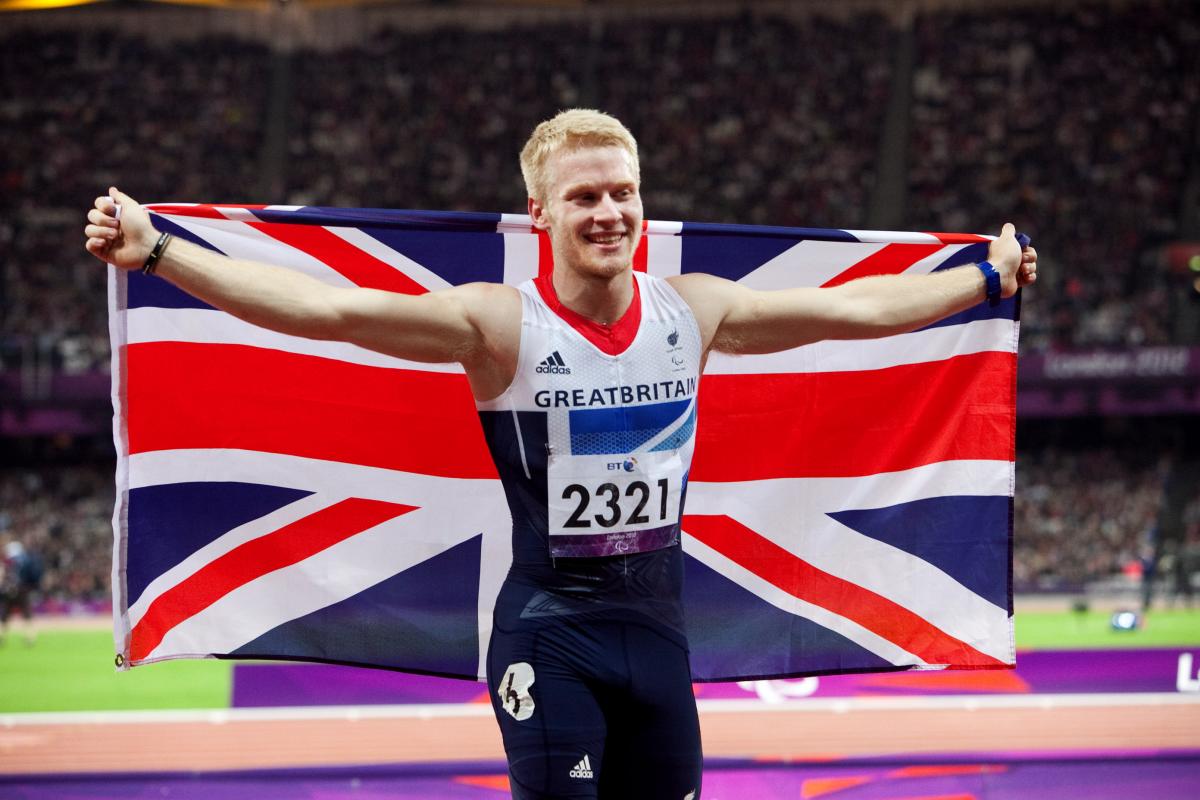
[2,609,1198,713]
[0,629,230,713]
[1014,606,1200,650]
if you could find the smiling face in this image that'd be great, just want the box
[528,145,643,282]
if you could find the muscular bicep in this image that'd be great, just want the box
[328,282,517,366]
[669,273,898,356]
[715,285,870,353]
[669,273,851,355]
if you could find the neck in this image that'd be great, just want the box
[550,267,635,325]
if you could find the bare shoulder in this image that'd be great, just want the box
[453,282,522,398]
[454,281,522,337]
[665,271,734,296]
[451,280,521,308]
[666,273,746,349]
[666,272,745,312]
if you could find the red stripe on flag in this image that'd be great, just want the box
[127,342,499,479]
[148,205,228,219]
[534,228,554,279]
[248,222,429,295]
[130,497,415,661]
[632,221,648,273]
[924,232,990,244]
[693,351,1015,480]
[821,243,943,288]
[683,514,1007,668]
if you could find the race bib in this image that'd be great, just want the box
[547,448,684,558]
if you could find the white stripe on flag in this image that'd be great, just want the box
[645,220,684,235]
[686,459,1014,663]
[682,532,927,668]
[734,240,889,290]
[646,233,683,279]
[898,245,973,275]
[125,450,510,632]
[127,449,502,505]
[705,318,1015,375]
[125,307,466,373]
[844,230,993,244]
[147,499,496,661]
[155,215,357,288]
[502,232,540,285]
[476,522,512,680]
[732,240,973,291]
[498,213,533,234]
[214,208,263,222]
[127,491,343,629]
[324,226,452,292]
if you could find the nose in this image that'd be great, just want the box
[594,192,621,225]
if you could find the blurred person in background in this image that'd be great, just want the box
[1,539,44,646]
[1168,532,1199,609]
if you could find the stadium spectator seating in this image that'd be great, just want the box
[1,1,1196,601]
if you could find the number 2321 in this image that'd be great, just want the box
[561,479,670,529]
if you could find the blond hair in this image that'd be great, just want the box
[520,109,640,203]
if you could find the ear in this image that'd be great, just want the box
[528,196,550,231]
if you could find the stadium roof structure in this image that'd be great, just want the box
[0,0,1091,13]
[1,0,626,11]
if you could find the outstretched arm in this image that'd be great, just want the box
[671,223,1037,355]
[84,188,519,373]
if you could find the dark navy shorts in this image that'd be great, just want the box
[486,616,702,800]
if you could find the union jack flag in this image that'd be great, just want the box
[109,205,1018,681]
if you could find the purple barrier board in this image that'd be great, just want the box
[697,647,1200,701]
[232,648,1200,708]
[232,664,490,707]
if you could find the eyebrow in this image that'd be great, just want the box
[562,180,637,197]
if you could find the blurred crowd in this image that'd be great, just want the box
[285,15,891,227]
[1,2,1198,604]
[2,2,1198,372]
[1014,447,1167,590]
[908,2,1200,352]
[0,464,112,607]
[0,32,268,372]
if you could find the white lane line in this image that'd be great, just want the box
[694,692,1200,713]
[3,692,1196,727]
[0,703,495,727]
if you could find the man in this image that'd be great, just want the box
[85,109,1037,800]
[1,540,43,646]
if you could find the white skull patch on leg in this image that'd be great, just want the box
[498,661,536,721]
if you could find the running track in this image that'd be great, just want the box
[3,693,1198,774]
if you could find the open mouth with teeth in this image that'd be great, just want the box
[585,232,626,247]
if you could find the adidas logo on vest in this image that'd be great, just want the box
[536,351,571,375]
[568,754,594,779]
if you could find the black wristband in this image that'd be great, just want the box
[142,232,173,275]
[976,260,1002,307]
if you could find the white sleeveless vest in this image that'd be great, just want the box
[477,272,703,558]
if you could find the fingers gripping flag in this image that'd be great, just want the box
[109,205,1018,681]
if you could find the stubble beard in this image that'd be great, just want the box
[554,231,640,284]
